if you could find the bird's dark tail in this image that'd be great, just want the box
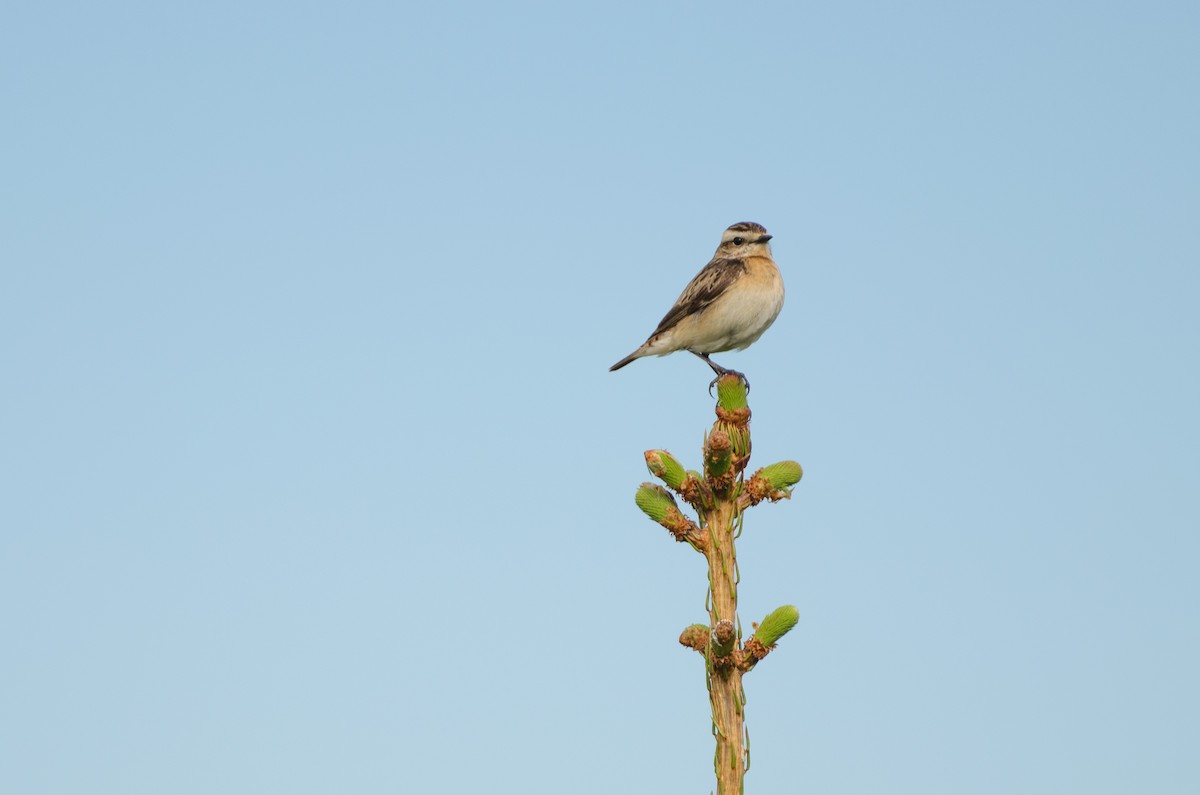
[609,352,639,371]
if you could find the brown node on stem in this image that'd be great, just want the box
[679,475,714,512]
[661,508,704,548]
[739,473,788,508]
[711,653,740,672]
[715,405,752,427]
[709,619,739,671]
[742,637,774,664]
[713,620,735,647]
[741,473,773,505]
[679,624,709,653]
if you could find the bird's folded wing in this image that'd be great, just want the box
[648,258,746,338]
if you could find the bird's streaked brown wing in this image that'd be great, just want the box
[646,257,746,338]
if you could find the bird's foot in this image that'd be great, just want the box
[708,369,750,397]
[690,351,750,396]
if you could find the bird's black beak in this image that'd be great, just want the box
[758,234,773,243]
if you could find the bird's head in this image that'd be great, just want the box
[717,222,773,257]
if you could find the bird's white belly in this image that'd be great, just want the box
[687,278,784,353]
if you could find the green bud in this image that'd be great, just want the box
[741,460,804,507]
[715,374,748,410]
[644,449,688,491]
[752,605,799,647]
[635,483,677,524]
[758,460,803,490]
[704,431,733,479]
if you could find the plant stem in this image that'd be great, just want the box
[635,374,802,794]
[705,493,746,794]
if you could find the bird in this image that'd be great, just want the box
[609,221,784,389]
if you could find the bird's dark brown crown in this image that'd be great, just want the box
[726,222,768,234]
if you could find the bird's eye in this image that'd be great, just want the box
[732,237,745,245]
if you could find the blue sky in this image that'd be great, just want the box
[3,1,1198,793]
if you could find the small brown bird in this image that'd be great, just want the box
[610,222,784,387]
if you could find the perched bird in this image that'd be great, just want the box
[610,221,784,388]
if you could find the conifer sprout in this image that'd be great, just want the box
[751,605,800,649]
[741,460,804,507]
[634,482,678,525]
[628,373,805,794]
[644,449,689,491]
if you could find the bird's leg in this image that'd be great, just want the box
[691,351,750,395]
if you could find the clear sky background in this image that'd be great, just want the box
[3,1,1198,793]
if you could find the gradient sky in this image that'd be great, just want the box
[3,2,1198,793]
